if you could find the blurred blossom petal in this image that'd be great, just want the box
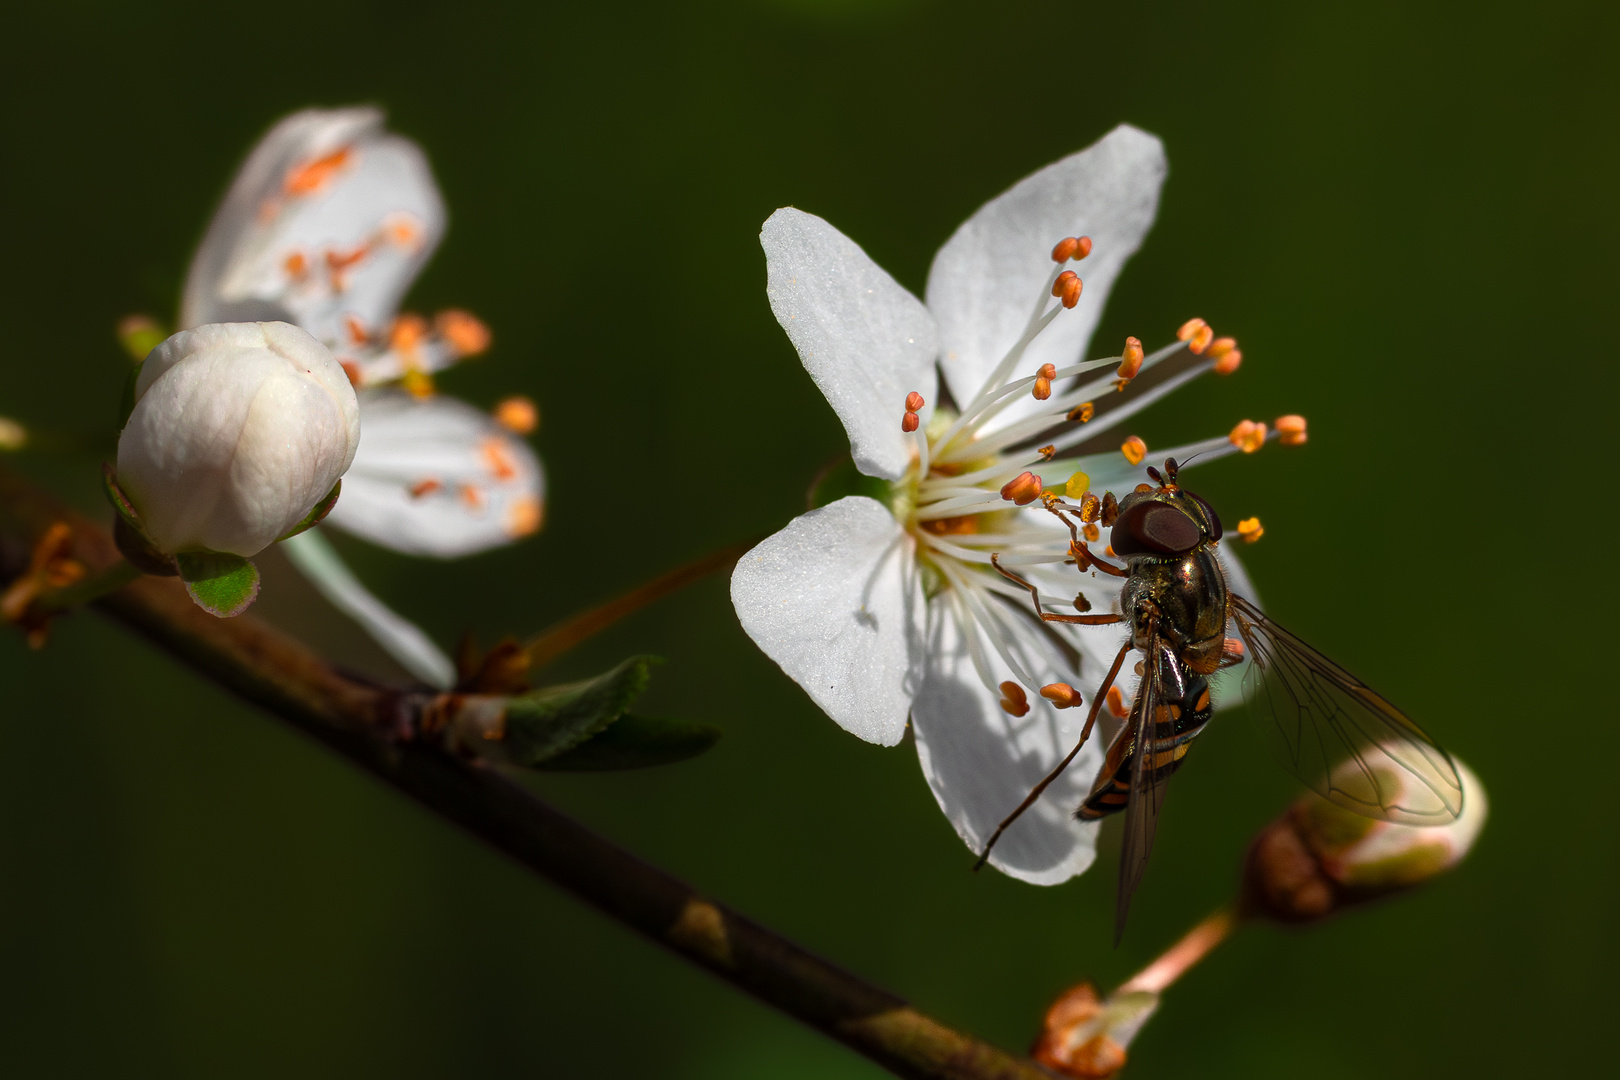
[325,390,545,559]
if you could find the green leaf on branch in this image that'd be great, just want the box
[101,463,144,534]
[536,714,722,771]
[482,655,658,767]
[176,552,261,618]
[277,480,342,542]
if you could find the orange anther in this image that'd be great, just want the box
[1060,275,1083,308]
[436,309,492,358]
[482,438,519,481]
[325,244,370,273]
[1073,235,1093,260]
[1229,419,1267,453]
[508,496,544,537]
[1038,444,1057,460]
[339,360,364,389]
[1275,414,1308,446]
[344,314,369,345]
[1117,336,1145,381]
[383,214,421,248]
[284,146,353,196]
[1177,317,1208,342]
[1106,685,1129,719]
[461,483,487,511]
[1223,637,1246,660]
[1079,493,1101,524]
[1206,336,1237,359]
[1040,682,1083,709]
[1237,516,1264,543]
[1052,270,1076,298]
[1100,491,1119,526]
[389,313,429,352]
[1037,363,1057,380]
[283,251,308,278]
[1051,237,1079,262]
[999,681,1031,718]
[1032,377,1052,400]
[1067,401,1095,423]
[1213,348,1243,375]
[1082,522,1100,542]
[1000,471,1044,506]
[408,478,443,498]
[494,395,539,435]
[901,412,921,433]
[905,390,925,412]
[1121,435,1147,465]
[1188,324,1214,354]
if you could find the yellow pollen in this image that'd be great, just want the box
[1064,471,1090,499]
[999,681,1030,718]
[1275,414,1308,446]
[1067,402,1095,423]
[1121,435,1147,465]
[1038,444,1057,461]
[1229,419,1267,453]
[1237,517,1264,543]
[402,369,436,400]
[1082,522,1100,542]
[1040,683,1082,709]
[1078,493,1101,523]
[494,395,540,434]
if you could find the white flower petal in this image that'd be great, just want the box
[323,390,544,558]
[926,125,1167,428]
[181,107,446,347]
[761,208,939,480]
[279,529,457,689]
[730,496,924,746]
[911,601,1103,885]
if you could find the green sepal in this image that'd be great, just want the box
[101,463,144,534]
[175,551,261,618]
[277,480,342,542]
[536,714,722,771]
[482,655,658,767]
[808,455,891,511]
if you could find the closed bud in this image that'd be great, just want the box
[116,322,360,557]
[1243,757,1486,923]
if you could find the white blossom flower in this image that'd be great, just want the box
[180,107,544,684]
[117,321,359,557]
[732,125,1285,884]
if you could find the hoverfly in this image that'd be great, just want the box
[981,457,1463,941]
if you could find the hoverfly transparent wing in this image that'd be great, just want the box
[1229,593,1463,825]
[1114,639,1172,945]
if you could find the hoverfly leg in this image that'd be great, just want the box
[1073,541,1129,579]
[972,638,1134,871]
[990,553,1124,626]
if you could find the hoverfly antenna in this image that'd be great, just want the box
[1146,465,1164,486]
[1174,451,1206,471]
[1164,457,1180,480]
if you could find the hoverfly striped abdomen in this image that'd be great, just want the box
[1078,674,1213,822]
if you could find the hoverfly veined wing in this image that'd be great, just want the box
[1114,638,1173,945]
[1229,593,1463,825]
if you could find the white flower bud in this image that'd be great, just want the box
[116,322,360,557]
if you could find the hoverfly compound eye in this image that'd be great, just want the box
[1108,501,1204,557]
[1191,493,1223,540]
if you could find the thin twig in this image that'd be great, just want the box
[0,465,1048,1080]
[525,536,761,669]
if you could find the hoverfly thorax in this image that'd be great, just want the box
[1112,461,1229,677]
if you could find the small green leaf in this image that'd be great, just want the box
[536,714,722,771]
[101,463,144,534]
[176,551,261,618]
[488,655,657,766]
[808,455,892,511]
[277,480,343,542]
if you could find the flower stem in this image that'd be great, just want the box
[525,535,762,669]
[1115,906,1242,996]
[31,557,142,615]
[0,466,1045,1080]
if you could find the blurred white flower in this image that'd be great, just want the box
[117,321,358,557]
[181,107,544,684]
[732,125,1271,884]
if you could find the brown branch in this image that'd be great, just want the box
[0,464,1049,1080]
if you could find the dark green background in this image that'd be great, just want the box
[2,1,1613,1076]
